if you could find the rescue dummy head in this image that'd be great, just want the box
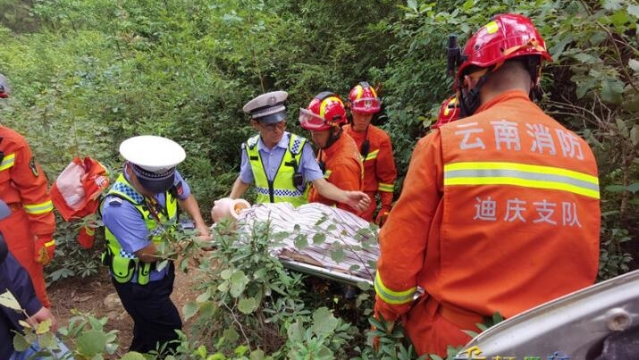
[211,197,251,225]
[299,92,348,149]
[454,14,552,117]
[244,91,288,149]
[119,135,186,195]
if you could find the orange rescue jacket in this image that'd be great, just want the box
[308,133,363,214]
[0,126,55,238]
[343,124,397,220]
[375,90,600,322]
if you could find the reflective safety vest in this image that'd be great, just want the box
[101,174,178,285]
[244,133,308,207]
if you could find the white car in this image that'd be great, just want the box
[454,269,639,359]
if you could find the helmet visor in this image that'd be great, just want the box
[350,97,380,113]
[299,108,329,131]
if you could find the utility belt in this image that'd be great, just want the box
[422,297,489,329]
[101,247,160,286]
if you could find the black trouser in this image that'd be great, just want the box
[112,262,182,354]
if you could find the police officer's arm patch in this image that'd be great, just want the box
[29,157,39,177]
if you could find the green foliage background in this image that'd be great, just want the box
[0,0,638,357]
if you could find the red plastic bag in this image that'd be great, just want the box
[51,156,109,221]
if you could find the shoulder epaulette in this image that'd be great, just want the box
[289,134,306,156]
[246,135,259,150]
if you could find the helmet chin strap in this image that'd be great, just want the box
[460,57,543,117]
[459,68,492,118]
[322,127,342,149]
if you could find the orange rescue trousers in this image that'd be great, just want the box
[0,207,50,308]
[402,296,480,357]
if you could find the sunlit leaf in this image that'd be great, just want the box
[615,117,629,138]
[626,183,639,193]
[76,330,107,356]
[330,247,346,263]
[12,333,30,352]
[156,260,168,272]
[311,307,338,335]
[357,281,371,291]
[294,234,308,249]
[19,320,31,329]
[36,318,52,334]
[605,185,625,192]
[601,78,624,104]
[234,345,249,356]
[312,233,326,244]
[119,352,146,360]
[287,320,304,343]
[250,349,266,360]
[602,0,623,10]
[572,53,600,64]
[230,271,249,298]
[0,290,22,311]
[237,297,257,314]
[182,302,199,321]
[223,326,240,343]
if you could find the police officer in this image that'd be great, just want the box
[229,91,370,212]
[101,135,210,353]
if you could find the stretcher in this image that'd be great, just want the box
[226,202,379,286]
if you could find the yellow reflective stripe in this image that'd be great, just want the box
[444,162,599,199]
[84,226,95,236]
[44,239,55,247]
[0,153,15,171]
[485,21,499,34]
[324,170,332,178]
[363,149,379,162]
[23,200,54,215]
[378,183,394,192]
[374,272,416,305]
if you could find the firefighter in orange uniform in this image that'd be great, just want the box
[343,82,397,225]
[374,14,600,357]
[299,92,365,215]
[432,95,460,130]
[0,74,55,308]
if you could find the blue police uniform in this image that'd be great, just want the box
[239,131,324,186]
[0,253,42,358]
[101,169,191,353]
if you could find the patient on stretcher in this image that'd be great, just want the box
[211,200,379,284]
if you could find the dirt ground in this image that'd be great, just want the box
[47,263,201,358]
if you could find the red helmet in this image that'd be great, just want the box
[456,13,552,81]
[433,96,460,129]
[0,74,10,98]
[299,92,348,131]
[348,82,380,114]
